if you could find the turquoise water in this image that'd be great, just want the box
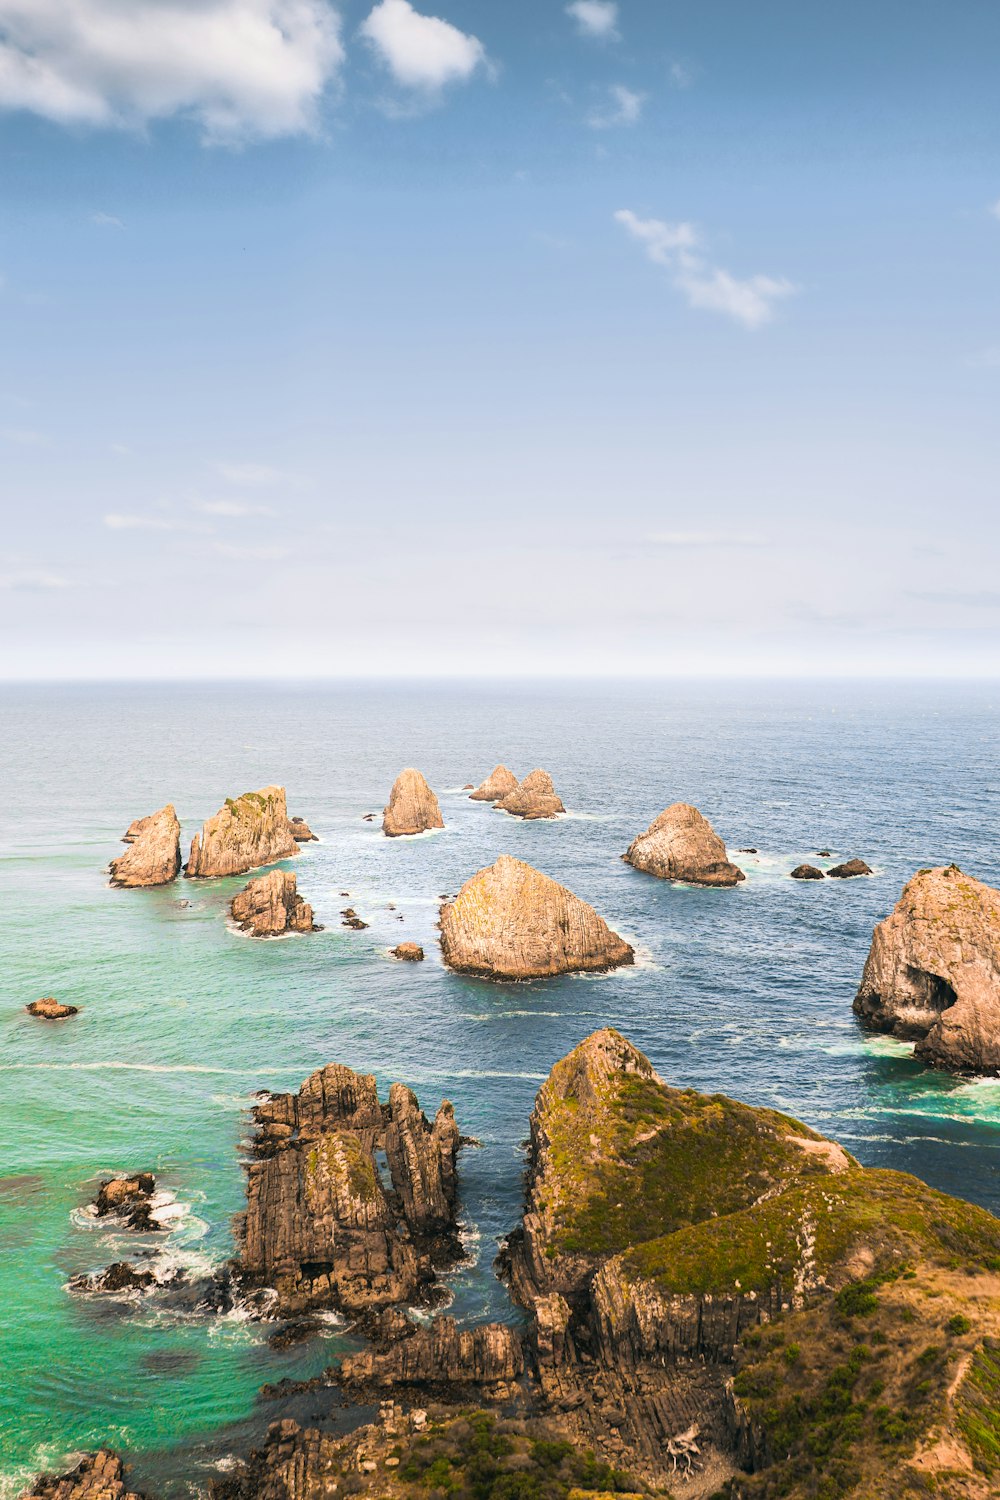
[3,680,1000,1495]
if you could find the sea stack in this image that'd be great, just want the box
[854,864,1000,1074]
[240,1062,462,1316]
[109,804,181,888]
[288,816,317,842]
[623,802,745,887]
[230,870,318,936]
[439,854,633,980]
[185,786,299,879]
[382,768,444,838]
[495,768,566,820]
[469,765,518,802]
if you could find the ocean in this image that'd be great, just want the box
[2,679,999,1496]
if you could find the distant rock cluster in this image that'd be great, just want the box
[469,764,566,819]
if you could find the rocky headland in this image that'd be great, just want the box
[109,805,181,888]
[239,1062,463,1321]
[495,768,566,820]
[469,765,519,801]
[623,803,745,887]
[854,863,1000,1073]
[231,871,318,937]
[186,787,299,880]
[382,768,445,838]
[439,855,634,980]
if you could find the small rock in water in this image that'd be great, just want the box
[791,865,825,880]
[27,997,78,1020]
[828,858,872,878]
[738,847,758,854]
[392,943,424,962]
[816,849,832,857]
[94,1173,160,1230]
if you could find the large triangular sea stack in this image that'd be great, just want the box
[382,768,444,837]
[109,804,181,888]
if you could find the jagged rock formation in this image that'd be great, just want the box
[790,864,824,880]
[94,1173,159,1231]
[231,871,318,937]
[502,1027,1000,1494]
[21,1451,148,1500]
[854,864,1000,1073]
[439,855,634,981]
[339,1317,523,1394]
[186,787,299,879]
[391,942,424,961]
[828,857,872,878]
[27,998,78,1019]
[71,1261,161,1294]
[469,765,518,802]
[109,804,181,888]
[495,768,566,820]
[287,817,317,842]
[382,768,444,838]
[623,803,745,887]
[239,1063,462,1317]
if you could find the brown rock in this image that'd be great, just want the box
[71,1261,160,1295]
[382,768,444,837]
[391,942,424,961]
[469,764,519,801]
[21,1450,148,1500]
[186,786,299,879]
[495,768,566,820]
[287,817,317,842]
[439,854,633,981]
[339,1316,523,1392]
[623,803,745,887]
[27,998,78,1019]
[109,805,181,888]
[854,864,1000,1073]
[240,1062,463,1316]
[231,870,318,937]
[827,858,872,878]
[94,1173,159,1230]
[790,864,824,880]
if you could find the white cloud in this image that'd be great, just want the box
[0,568,69,589]
[103,512,177,530]
[359,0,486,91]
[0,424,44,444]
[990,198,1000,220]
[649,532,765,548]
[0,0,344,143]
[565,2,618,41]
[614,208,797,329]
[216,460,287,485]
[91,211,124,228]
[197,498,275,517]
[669,60,696,89]
[214,541,290,561]
[588,83,643,128]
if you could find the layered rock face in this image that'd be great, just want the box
[231,871,317,937]
[240,1063,462,1316]
[623,803,745,886]
[495,768,566,820]
[21,1451,147,1500]
[109,804,181,888]
[504,1028,1000,1490]
[382,768,444,838]
[469,765,518,801]
[186,787,299,879]
[439,855,634,980]
[339,1316,523,1393]
[854,863,1000,1073]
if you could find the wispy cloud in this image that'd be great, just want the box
[216,461,289,486]
[990,198,1000,220]
[0,568,70,590]
[967,346,1000,369]
[648,531,766,548]
[1,425,45,445]
[91,211,124,229]
[566,1,619,41]
[196,498,275,518]
[588,84,644,128]
[103,512,179,531]
[0,0,344,144]
[669,60,697,89]
[359,0,487,92]
[214,541,290,562]
[615,208,797,329]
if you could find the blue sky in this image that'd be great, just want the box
[1,0,999,678]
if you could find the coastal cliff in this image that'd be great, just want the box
[109,804,181,888]
[854,864,1000,1074]
[239,1062,462,1318]
[186,787,299,879]
[382,768,444,837]
[623,803,745,886]
[439,855,634,980]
